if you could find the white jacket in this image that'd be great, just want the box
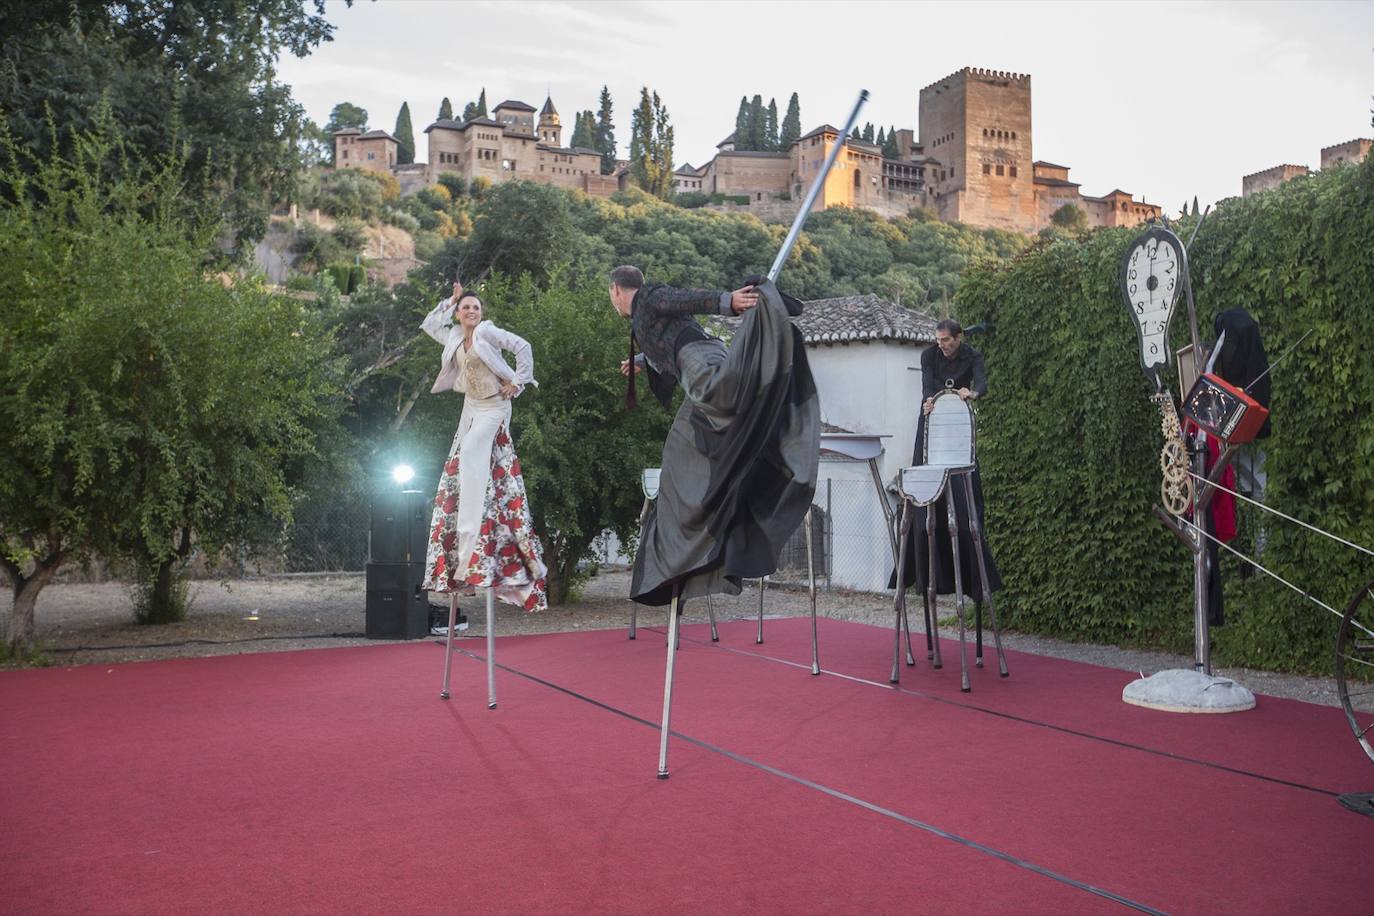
[421,297,538,396]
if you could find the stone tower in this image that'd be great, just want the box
[919,67,1034,232]
[539,96,561,146]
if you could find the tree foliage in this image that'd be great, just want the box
[629,88,674,199]
[779,93,802,149]
[0,0,345,250]
[957,156,1374,672]
[595,86,617,175]
[394,102,415,165]
[325,102,368,133]
[438,97,453,121]
[0,118,339,654]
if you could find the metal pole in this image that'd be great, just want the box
[767,90,870,283]
[657,584,682,779]
[891,501,910,684]
[439,593,459,700]
[706,594,719,642]
[964,474,1008,678]
[806,508,820,675]
[485,588,497,709]
[825,478,833,593]
[945,488,970,693]
[756,577,765,644]
[1179,238,1211,675]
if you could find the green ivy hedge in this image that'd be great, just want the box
[956,155,1374,673]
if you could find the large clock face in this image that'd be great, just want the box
[1120,226,1183,380]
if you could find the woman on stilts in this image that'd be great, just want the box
[421,281,547,705]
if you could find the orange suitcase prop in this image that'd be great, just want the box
[1182,373,1269,444]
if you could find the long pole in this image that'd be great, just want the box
[767,90,870,283]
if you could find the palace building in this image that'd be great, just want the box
[333,68,1162,234]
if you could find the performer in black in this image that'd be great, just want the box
[609,265,820,607]
[892,318,1002,604]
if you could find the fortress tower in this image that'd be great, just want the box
[919,68,1035,232]
[538,96,562,146]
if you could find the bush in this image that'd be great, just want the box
[326,261,365,295]
[412,229,444,261]
[357,168,400,202]
[382,207,420,234]
[309,169,386,221]
[956,156,1374,673]
[291,222,341,272]
[436,171,468,199]
[675,191,709,208]
[331,217,368,253]
[416,184,452,210]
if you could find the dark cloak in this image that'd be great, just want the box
[631,280,821,606]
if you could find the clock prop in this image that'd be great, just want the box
[1116,217,1374,803]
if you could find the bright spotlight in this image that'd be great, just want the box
[391,464,415,485]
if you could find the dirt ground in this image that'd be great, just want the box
[5,568,1366,714]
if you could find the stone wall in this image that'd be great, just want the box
[1320,138,1371,170]
[1242,164,1309,198]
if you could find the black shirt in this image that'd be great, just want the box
[921,342,987,402]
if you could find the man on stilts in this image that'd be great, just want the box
[611,90,868,779]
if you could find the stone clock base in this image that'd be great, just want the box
[1122,668,1257,713]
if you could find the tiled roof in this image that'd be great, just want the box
[798,124,841,142]
[1034,176,1080,188]
[1033,160,1070,169]
[358,129,398,143]
[705,294,937,345]
[332,127,363,135]
[494,99,536,112]
[716,150,789,159]
[540,96,558,117]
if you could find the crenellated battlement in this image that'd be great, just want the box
[921,66,1031,95]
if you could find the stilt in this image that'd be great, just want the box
[926,500,943,670]
[891,502,910,684]
[806,508,820,675]
[629,601,638,640]
[756,577,766,644]
[922,590,935,661]
[630,494,652,640]
[485,588,497,709]
[945,488,970,693]
[902,594,916,666]
[657,584,682,779]
[963,475,1008,678]
[706,594,719,642]
[439,593,459,700]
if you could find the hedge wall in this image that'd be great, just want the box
[955,155,1374,672]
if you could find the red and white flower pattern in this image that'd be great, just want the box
[423,426,548,613]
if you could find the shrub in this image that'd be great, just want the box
[436,171,468,199]
[416,184,452,210]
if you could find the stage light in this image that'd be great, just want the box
[391,464,415,485]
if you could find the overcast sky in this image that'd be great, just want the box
[277,0,1374,212]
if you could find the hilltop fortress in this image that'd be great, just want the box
[334,67,1162,234]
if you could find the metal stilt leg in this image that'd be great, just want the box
[806,508,820,675]
[891,502,910,684]
[902,593,916,666]
[756,577,766,644]
[630,495,651,640]
[657,585,682,779]
[485,588,497,709]
[945,488,970,693]
[962,475,1008,678]
[706,594,719,642]
[922,591,935,661]
[926,502,943,670]
[440,593,459,700]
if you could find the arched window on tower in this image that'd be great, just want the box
[854,168,861,189]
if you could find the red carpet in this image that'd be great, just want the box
[1,617,1370,915]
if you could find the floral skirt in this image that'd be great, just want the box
[423,394,548,612]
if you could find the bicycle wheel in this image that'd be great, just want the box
[1335,575,1374,765]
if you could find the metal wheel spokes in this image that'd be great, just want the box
[1335,578,1374,765]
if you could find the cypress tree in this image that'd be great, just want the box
[476,89,488,118]
[779,92,801,149]
[765,98,779,151]
[596,85,617,174]
[462,101,478,122]
[748,94,764,151]
[734,96,749,149]
[394,101,415,164]
[438,97,453,121]
[862,122,875,142]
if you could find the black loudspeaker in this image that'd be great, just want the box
[370,489,430,563]
[365,561,428,639]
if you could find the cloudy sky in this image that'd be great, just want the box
[277,0,1374,212]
